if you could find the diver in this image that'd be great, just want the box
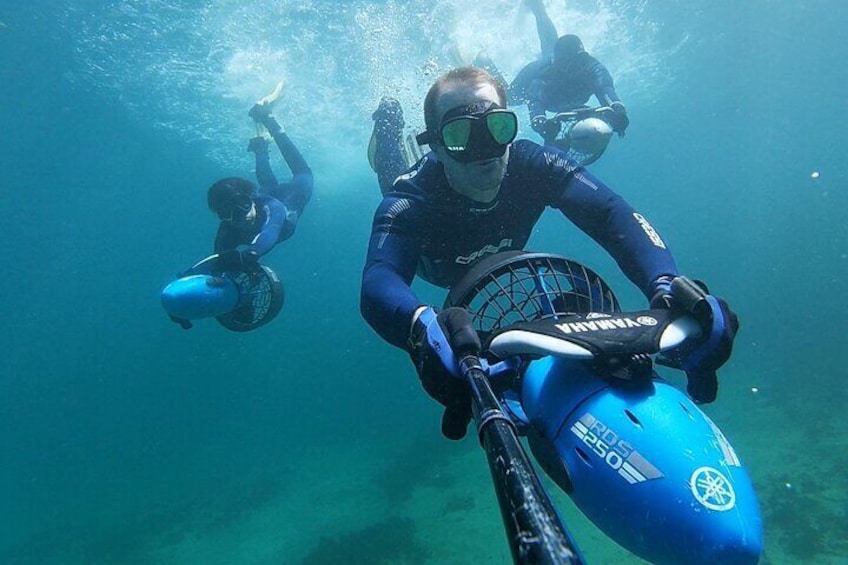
[477,0,629,147]
[361,66,737,440]
[206,82,313,272]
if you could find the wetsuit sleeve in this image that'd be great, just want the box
[585,56,621,106]
[523,144,678,298]
[528,93,547,123]
[244,197,288,257]
[360,196,427,349]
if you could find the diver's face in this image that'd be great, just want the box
[241,201,257,225]
[433,82,509,203]
[221,199,257,226]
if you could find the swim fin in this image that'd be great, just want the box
[257,80,284,108]
[403,129,426,167]
[369,127,425,172]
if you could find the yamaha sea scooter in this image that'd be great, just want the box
[442,251,762,565]
[161,254,284,332]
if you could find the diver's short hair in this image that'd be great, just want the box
[207,177,256,215]
[553,34,585,63]
[423,66,507,135]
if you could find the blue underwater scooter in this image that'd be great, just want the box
[161,254,284,331]
[443,251,763,565]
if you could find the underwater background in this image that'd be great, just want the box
[1,0,846,563]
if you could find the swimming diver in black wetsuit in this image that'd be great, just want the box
[476,0,629,147]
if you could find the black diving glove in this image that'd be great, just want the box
[408,307,481,440]
[217,249,259,272]
[530,115,561,144]
[651,277,739,404]
[608,102,629,135]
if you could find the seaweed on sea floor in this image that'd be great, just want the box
[1,473,286,564]
[761,470,848,561]
[298,516,430,565]
[198,473,283,532]
[442,492,476,515]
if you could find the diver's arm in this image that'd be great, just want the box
[526,0,558,58]
[527,90,557,142]
[528,94,548,123]
[247,197,288,256]
[213,223,239,254]
[586,56,621,106]
[559,173,677,297]
[522,142,678,297]
[360,197,427,349]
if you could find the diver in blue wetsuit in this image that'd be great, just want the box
[206,89,313,272]
[479,0,629,146]
[361,67,737,440]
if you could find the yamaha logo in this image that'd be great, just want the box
[555,316,657,335]
[690,467,736,511]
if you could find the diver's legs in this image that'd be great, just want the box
[248,135,279,191]
[371,97,407,195]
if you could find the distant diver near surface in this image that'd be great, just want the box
[161,81,312,331]
[471,0,629,163]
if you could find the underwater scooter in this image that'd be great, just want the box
[161,254,284,331]
[443,251,763,565]
[546,106,616,166]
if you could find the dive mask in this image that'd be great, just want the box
[417,101,518,163]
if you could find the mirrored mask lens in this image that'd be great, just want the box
[440,118,472,151]
[486,112,518,145]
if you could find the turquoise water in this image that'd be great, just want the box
[1,1,846,563]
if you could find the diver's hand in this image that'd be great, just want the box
[408,306,481,440]
[680,294,738,403]
[216,249,259,271]
[652,277,739,404]
[531,115,560,143]
[608,101,629,135]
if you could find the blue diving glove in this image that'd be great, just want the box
[216,248,259,272]
[408,306,482,440]
[651,277,739,404]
